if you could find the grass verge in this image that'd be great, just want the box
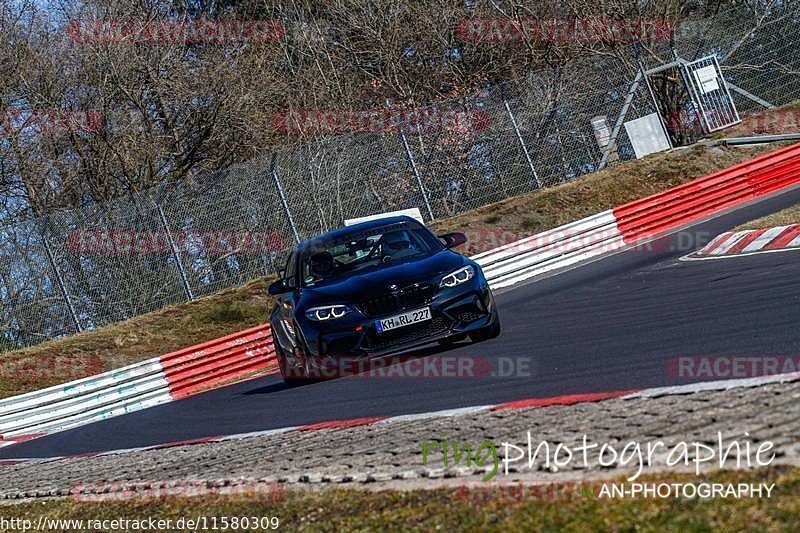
[1,466,797,531]
[431,142,780,255]
[738,202,800,230]
[722,99,800,138]
[0,278,274,399]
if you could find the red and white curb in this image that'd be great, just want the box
[0,325,277,450]
[683,224,800,260]
[3,143,800,454]
[3,371,798,468]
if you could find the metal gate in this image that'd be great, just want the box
[681,55,741,133]
[599,53,749,170]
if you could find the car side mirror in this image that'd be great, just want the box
[439,232,467,249]
[268,279,292,295]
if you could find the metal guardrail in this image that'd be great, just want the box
[474,211,623,289]
[614,143,800,240]
[3,143,800,447]
[724,133,800,146]
[479,143,800,289]
[0,324,275,444]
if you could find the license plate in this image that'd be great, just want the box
[376,307,431,333]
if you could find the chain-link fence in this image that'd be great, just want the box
[2,6,800,351]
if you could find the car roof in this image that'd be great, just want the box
[295,216,423,252]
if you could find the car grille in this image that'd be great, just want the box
[358,283,436,317]
[363,316,450,353]
[323,336,359,356]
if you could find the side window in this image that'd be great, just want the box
[284,252,296,287]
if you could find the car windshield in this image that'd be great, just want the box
[300,223,442,287]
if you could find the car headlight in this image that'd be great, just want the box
[440,265,475,288]
[305,305,351,321]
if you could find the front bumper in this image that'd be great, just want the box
[291,276,496,364]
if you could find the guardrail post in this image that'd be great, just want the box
[502,87,541,188]
[40,216,82,333]
[269,152,301,244]
[153,197,194,301]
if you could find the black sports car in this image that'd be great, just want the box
[268,215,500,381]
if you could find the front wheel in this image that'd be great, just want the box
[469,317,501,343]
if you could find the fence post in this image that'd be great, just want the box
[269,152,301,244]
[0,273,20,339]
[598,69,642,170]
[502,87,541,188]
[555,121,570,182]
[399,130,435,221]
[40,216,82,333]
[385,99,435,220]
[153,197,194,301]
[639,59,674,150]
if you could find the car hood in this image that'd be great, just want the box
[300,250,468,304]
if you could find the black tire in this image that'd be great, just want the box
[469,316,501,343]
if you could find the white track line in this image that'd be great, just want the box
[5,372,800,466]
[626,371,800,399]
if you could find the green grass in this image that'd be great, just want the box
[1,466,797,531]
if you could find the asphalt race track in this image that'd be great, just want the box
[4,187,800,459]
